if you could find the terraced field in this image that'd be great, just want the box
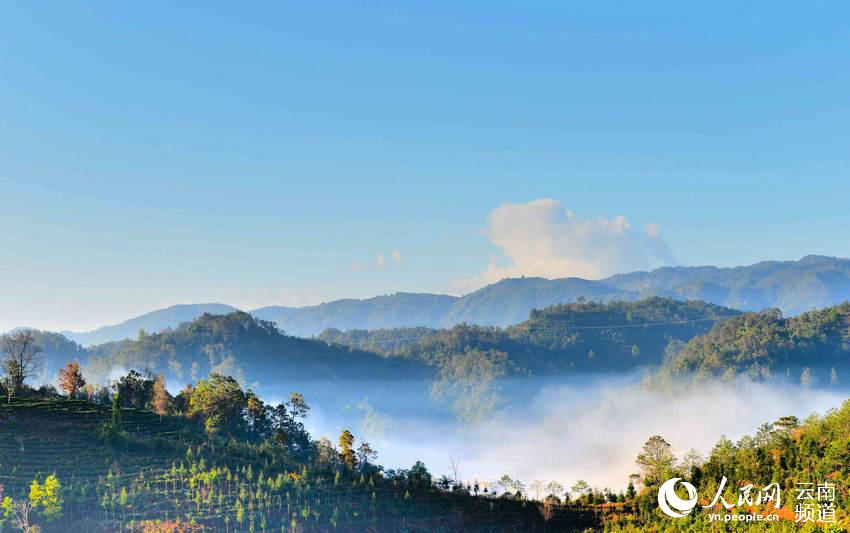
[0,397,570,532]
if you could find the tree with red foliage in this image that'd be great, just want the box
[57,360,86,399]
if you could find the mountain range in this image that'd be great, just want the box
[51,255,850,345]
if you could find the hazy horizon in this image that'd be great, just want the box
[3,2,850,332]
[3,252,847,334]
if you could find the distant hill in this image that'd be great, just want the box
[322,297,740,375]
[662,301,850,383]
[62,303,239,346]
[83,311,428,386]
[439,277,631,328]
[23,329,88,381]
[251,293,458,338]
[602,255,850,315]
[38,256,850,342]
[264,256,850,335]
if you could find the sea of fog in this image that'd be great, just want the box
[245,374,850,492]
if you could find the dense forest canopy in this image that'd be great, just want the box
[82,312,428,386]
[664,302,850,383]
[12,298,742,394]
[321,297,739,375]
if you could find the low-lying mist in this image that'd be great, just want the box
[256,374,849,492]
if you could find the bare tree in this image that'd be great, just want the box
[539,497,558,522]
[7,498,35,533]
[449,459,462,484]
[530,480,544,501]
[1,331,43,394]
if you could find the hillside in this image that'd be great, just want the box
[440,277,631,328]
[606,398,850,531]
[604,255,850,316]
[662,301,850,382]
[252,293,457,338]
[83,312,429,387]
[24,329,89,380]
[322,298,739,375]
[63,304,240,346]
[0,395,559,532]
[277,255,850,334]
[3,382,847,531]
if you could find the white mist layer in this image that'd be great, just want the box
[292,376,848,492]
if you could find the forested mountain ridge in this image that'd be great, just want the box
[24,329,88,380]
[261,255,850,335]
[662,301,850,382]
[40,256,850,343]
[603,254,850,316]
[251,293,458,338]
[321,298,739,375]
[26,296,850,393]
[83,312,428,387]
[27,299,738,394]
[62,303,240,346]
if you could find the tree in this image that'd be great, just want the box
[626,480,636,500]
[545,481,565,500]
[1,331,43,393]
[338,430,355,469]
[570,480,590,499]
[29,474,63,520]
[356,441,378,471]
[408,461,431,488]
[189,374,246,436]
[449,459,462,484]
[496,474,515,495]
[1,362,15,404]
[151,374,170,421]
[2,475,63,532]
[430,348,509,422]
[111,393,122,428]
[530,480,544,501]
[1,495,34,533]
[287,392,310,419]
[800,367,812,388]
[58,361,85,398]
[774,415,800,433]
[539,497,558,522]
[113,369,154,409]
[680,448,704,477]
[636,435,676,487]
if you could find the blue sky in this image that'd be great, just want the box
[1,1,849,331]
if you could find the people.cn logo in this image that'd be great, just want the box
[658,478,698,518]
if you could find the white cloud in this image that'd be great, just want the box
[455,198,674,292]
